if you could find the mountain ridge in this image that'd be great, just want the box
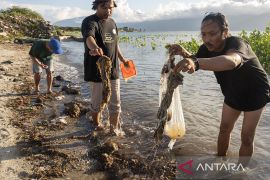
[54,13,270,31]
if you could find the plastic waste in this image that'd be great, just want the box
[159,71,186,149]
[120,60,137,81]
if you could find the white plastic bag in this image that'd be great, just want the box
[159,71,186,149]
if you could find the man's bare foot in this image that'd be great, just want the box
[47,90,56,95]
[110,127,125,136]
[95,125,105,131]
[33,89,40,95]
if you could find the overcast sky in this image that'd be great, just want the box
[1,0,270,23]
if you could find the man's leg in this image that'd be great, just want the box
[239,107,264,166]
[108,80,122,132]
[92,112,101,126]
[45,60,54,93]
[217,103,241,156]
[34,73,41,92]
[46,71,53,93]
[89,82,103,127]
[32,61,42,93]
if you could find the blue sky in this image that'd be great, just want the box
[1,0,270,23]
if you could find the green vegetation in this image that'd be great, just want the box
[171,38,201,55]
[0,6,52,40]
[54,26,81,37]
[0,6,43,20]
[119,34,171,49]
[239,26,270,72]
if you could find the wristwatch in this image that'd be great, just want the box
[189,55,200,71]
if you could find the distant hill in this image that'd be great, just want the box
[54,13,270,31]
[54,16,85,28]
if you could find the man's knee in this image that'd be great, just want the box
[219,122,234,135]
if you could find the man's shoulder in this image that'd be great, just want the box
[32,40,47,47]
[108,18,116,23]
[198,44,208,52]
[82,14,98,23]
[227,36,245,44]
[30,41,47,53]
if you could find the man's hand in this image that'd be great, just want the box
[89,47,103,56]
[168,44,191,58]
[173,58,195,74]
[122,59,129,68]
[40,64,48,69]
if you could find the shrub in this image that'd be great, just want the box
[239,26,270,72]
[1,6,43,20]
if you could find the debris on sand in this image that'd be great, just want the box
[64,102,89,118]
[62,85,80,95]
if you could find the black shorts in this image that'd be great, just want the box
[224,93,270,111]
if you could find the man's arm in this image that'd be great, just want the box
[30,55,48,69]
[86,36,104,56]
[118,45,127,64]
[196,52,242,71]
[174,52,242,73]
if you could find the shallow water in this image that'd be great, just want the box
[59,31,270,179]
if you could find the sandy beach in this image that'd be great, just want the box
[0,43,100,179]
[0,43,36,179]
[0,42,104,179]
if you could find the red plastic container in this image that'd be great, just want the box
[120,60,137,81]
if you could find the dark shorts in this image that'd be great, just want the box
[224,92,270,111]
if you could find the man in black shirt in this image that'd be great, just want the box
[81,0,128,135]
[170,13,270,165]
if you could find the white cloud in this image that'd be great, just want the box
[113,0,146,22]
[0,1,91,23]
[1,0,270,23]
[114,0,270,22]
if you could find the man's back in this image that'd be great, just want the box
[29,41,52,62]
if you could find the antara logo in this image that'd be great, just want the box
[178,160,245,175]
[178,160,194,175]
[196,162,244,171]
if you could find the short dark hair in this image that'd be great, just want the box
[92,0,117,10]
[202,12,229,31]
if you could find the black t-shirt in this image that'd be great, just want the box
[81,14,119,82]
[196,36,270,111]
